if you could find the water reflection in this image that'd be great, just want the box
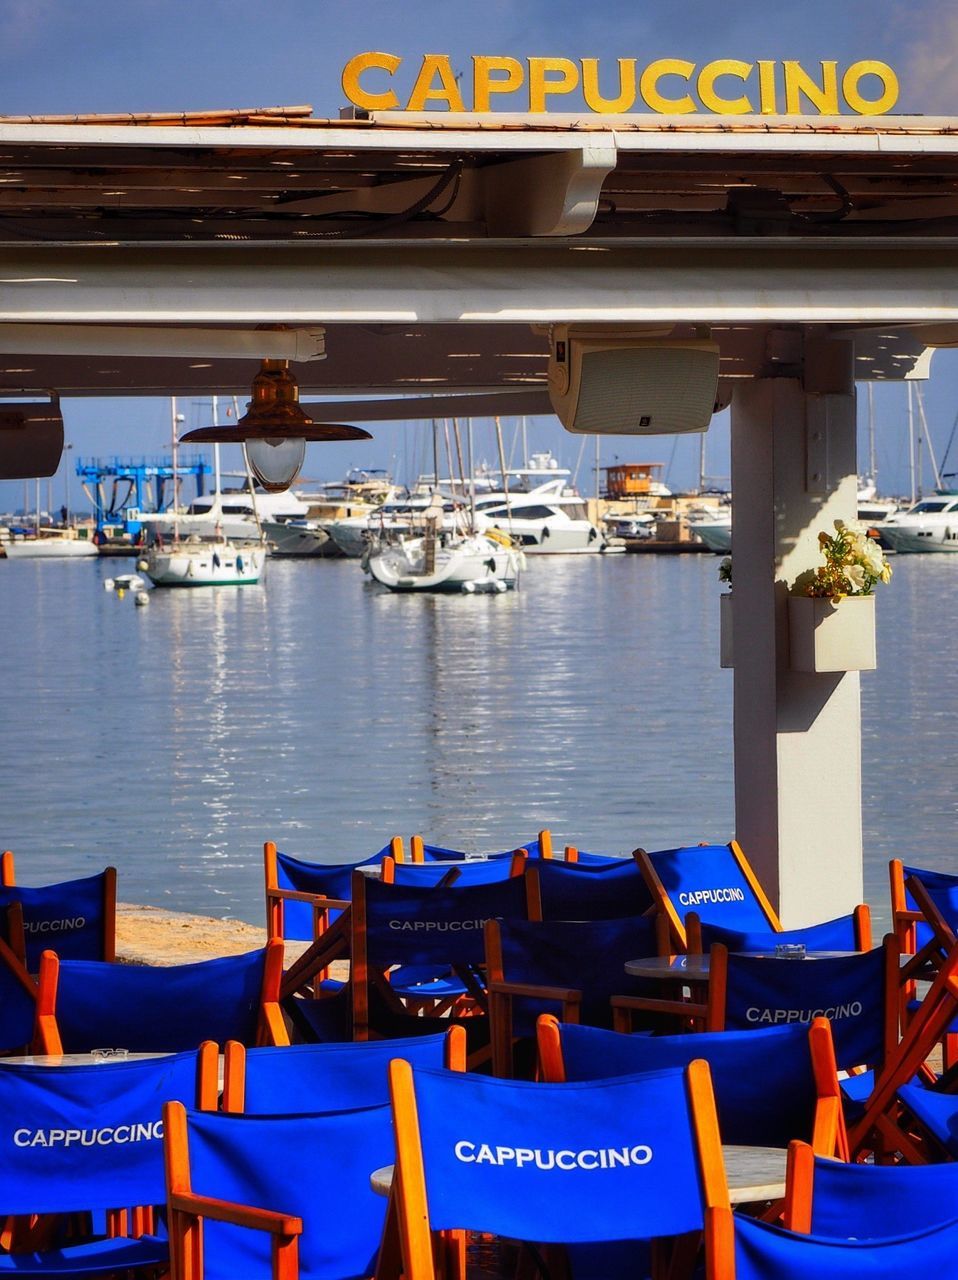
[0,552,952,926]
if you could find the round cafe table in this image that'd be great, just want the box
[371,1145,788,1205]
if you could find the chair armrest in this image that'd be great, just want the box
[611,993,708,1033]
[488,980,582,1004]
[266,888,350,910]
[169,1191,302,1237]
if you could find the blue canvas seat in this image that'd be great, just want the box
[165,1100,393,1280]
[386,1059,728,1280]
[635,841,779,950]
[35,941,288,1054]
[0,1047,210,1277]
[537,1017,847,1156]
[382,853,526,888]
[0,856,117,969]
[484,915,661,1076]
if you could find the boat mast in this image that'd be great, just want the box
[907,382,916,504]
[494,416,515,536]
[170,396,180,545]
[915,385,943,491]
[866,382,877,484]
[211,394,222,508]
[34,475,40,537]
[466,417,477,533]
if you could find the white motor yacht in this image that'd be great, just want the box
[137,488,305,543]
[877,493,958,553]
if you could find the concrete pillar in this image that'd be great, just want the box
[730,339,862,926]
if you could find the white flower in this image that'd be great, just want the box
[845,563,866,591]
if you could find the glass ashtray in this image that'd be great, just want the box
[91,1047,129,1063]
[774,943,807,959]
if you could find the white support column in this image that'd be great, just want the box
[730,341,862,926]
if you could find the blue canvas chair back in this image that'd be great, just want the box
[362,873,530,968]
[732,1211,958,1280]
[53,948,267,1053]
[642,843,774,936]
[533,859,653,921]
[903,863,958,949]
[417,840,537,861]
[556,1022,817,1148]
[179,1104,393,1280]
[390,859,521,888]
[239,1032,448,1114]
[0,1051,200,1214]
[399,1064,708,1243]
[276,847,387,941]
[0,949,36,1052]
[497,916,658,1033]
[806,1153,958,1238]
[722,947,887,1071]
[0,870,112,969]
[700,913,861,955]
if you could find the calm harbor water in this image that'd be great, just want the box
[1,552,954,931]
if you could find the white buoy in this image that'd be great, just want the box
[103,578,115,591]
[494,580,508,593]
[136,559,149,572]
[462,581,477,594]
[134,591,150,606]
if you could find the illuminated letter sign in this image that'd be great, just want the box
[342,55,900,117]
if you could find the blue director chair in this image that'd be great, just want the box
[635,841,780,950]
[164,1100,393,1280]
[35,940,288,1054]
[264,839,390,943]
[385,1058,729,1280]
[689,905,872,956]
[484,914,663,1076]
[537,1016,848,1157]
[0,1046,212,1276]
[0,855,117,970]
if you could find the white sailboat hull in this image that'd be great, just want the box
[142,541,266,587]
[4,535,98,559]
[878,522,958,553]
[367,534,520,593]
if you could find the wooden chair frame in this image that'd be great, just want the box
[33,938,288,1055]
[384,1054,730,1280]
[849,933,958,1162]
[633,841,781,953]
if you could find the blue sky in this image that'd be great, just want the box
[2,0,957,510]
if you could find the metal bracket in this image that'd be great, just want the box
[483,140,617,236]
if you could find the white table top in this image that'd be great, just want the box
[371,1144,787,1205]
[624,950,873,980]
[0,1051,169,1067]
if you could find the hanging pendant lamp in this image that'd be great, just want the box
[179,359,371,492]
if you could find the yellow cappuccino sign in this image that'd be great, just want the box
[342,54,898,116]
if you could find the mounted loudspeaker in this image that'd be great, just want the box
[548,328,722,435]
[0,396,64,478]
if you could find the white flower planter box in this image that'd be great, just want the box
[719,592,734,668]
[788,594,877,673]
